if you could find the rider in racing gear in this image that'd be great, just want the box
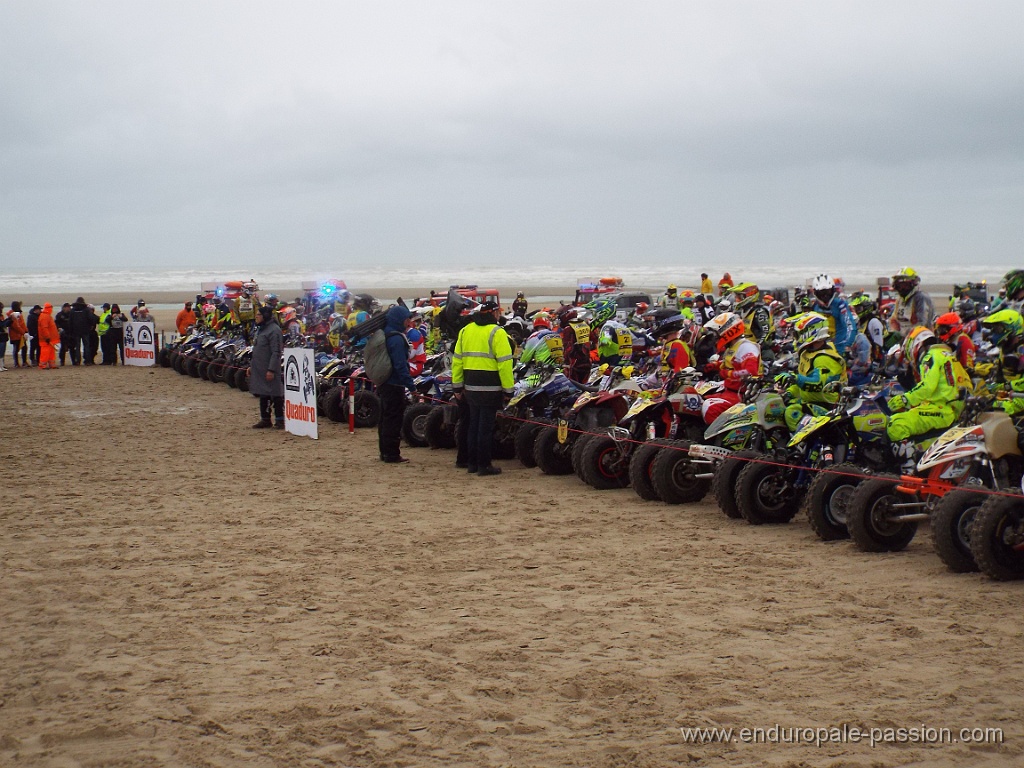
[886,327,972,447]
[982,309,1024,415]
[779,313,848,430]
[700,312,762,424]
[889,267,934,336]
[935,311,976,372]
[654,315,695,375]
[729,282,773,347]
[1000,270,1024,313]
[659,284,679,310]
[810,273,858,354]
[559,306,593,384]
[596,317,634,367]
[511,292,528,319]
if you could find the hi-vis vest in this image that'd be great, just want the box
[235,295,255,322]
[97,311,111,335]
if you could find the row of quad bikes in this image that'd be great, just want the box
[402,364,1024,583]
[160,327,1024,582]
[159,329,385,428]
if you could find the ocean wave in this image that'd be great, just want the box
[0,263,1011,293]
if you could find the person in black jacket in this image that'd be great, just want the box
[26,305,42,366]
[68,297,91,365]
[248,306,285,428]
[54,303,72,365]
[86,305,100,364]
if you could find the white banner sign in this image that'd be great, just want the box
[283,348,318,439]
[124,322,157,366]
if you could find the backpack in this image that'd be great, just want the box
[364,329,405,385]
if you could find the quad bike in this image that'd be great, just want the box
[650,375,789,507]
[735,381,906,526]
[532,371,636,476]
[502,366,583,468]
[846,396,1024,558]
[316,358,381,428]
[402,360,454,448]
[577,369,709,492]
[652,355,797,512]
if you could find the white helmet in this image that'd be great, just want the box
[811,274,837,305]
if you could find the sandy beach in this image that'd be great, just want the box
[1,361,1021,766]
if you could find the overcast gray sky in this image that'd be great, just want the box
[1,0,1022,272]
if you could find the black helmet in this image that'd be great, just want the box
[654,314,687,338]
[352,293,375,312]
[516,291,525,298]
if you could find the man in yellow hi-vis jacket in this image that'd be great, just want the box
[452,301,515,476]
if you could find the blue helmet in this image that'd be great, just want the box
[585,299,617,327]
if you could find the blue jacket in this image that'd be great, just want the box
[383,306,416,390]
[823,295,858,354]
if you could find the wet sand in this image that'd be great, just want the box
[0,363,1020,766]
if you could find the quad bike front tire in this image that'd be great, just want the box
[425,405,458,450]
[579,435,631,490]
[711,450,762,519]
[735,455,802,525]
[534,426,575,476]
[932,489,984,573]
[650,440,712,505]
[803,464,870,542]
[402,403,434,448]
[572,433,597,480]
[847,477,917,552]
[969,493,1024,581]
[514,421,548,468]
[628,438,675,501]
[350,390,381,428]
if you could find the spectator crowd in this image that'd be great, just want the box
[1,298,153,370]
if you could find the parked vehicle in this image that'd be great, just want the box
[845,398,1024,557]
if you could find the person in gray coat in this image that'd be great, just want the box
[248,306,285,428]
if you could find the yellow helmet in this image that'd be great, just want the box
[893,267,921,298]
